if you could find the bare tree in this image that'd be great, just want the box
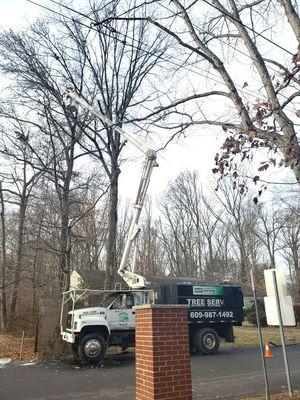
[279,202,300,299]
[212,178,260,281]
[254,206,284,268]
[159,171,204,277]
[0,182,7,329]
[108,0,300,185]
[66,2,166,288]
[136,199,166,276]
[0,17,109,290]
[0,128,43,322]
[70,185,108,272]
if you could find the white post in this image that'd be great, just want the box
[272,270,293,397]
[250,268,270,400]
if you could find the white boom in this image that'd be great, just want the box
[63,89,158,289]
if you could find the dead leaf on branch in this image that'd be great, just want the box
[283,70,294,82]
[253,100,269,110]
[258,163,269,172]
[292,48,300,67]
[253,175,260,185]
[241,151,248,162]
[249,130,257,139]
[239,184,247,195]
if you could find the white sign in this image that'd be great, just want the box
[192,286,223,296]
[264,296,296,326]
[264,269,296,326]
[264,269,287,297]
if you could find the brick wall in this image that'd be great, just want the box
[135,305,192,400]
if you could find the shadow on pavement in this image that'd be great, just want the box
[36,351,136,371]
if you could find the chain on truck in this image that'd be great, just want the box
[60,89,244,364]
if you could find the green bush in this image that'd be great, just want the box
[247,311,267,327]
[244,299,265,318]
[251,299,265,312]
[243,308,249,318]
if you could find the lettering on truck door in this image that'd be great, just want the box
[107,294,135,330]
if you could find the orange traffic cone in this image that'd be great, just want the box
[264,342,273,358]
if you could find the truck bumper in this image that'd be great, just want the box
[61,331,75,344]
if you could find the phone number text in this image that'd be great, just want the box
[189,311,234,319]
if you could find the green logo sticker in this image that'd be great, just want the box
[192,286,223,296]
[118,312,129,326]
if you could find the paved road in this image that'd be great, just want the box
[0,345,299,399]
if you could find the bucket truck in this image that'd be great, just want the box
[60,89,244,364]
[63,88,158,290]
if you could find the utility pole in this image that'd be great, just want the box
[250,267,270,400]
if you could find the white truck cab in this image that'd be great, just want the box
[61,289,154,364]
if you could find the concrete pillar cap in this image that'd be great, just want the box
[134,304,189,310]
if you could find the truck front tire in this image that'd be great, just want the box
[194,328,220,355]
[78,333,107,364]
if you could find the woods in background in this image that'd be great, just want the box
[0,0,299,332]
[0,166,299,332]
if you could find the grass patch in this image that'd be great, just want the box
[225,324,300,348]
[242,390,300,399]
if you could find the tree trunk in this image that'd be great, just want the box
[32,206,45,318]
[38,297,68,358]
[59,189,71,291]
[278,133,300,184]
[0,182,7,330]
[104,164,120,289]
[10,194,27,322]
[239,241,248,283]
[277,0,300,43]
[296,267,300,303]
[226,0,300,183]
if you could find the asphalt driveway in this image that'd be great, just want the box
[0,345,299,399]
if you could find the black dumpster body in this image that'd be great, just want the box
[155,283,244,352]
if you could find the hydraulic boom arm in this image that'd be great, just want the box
[63,89,158,289]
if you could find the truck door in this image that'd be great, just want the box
[107,294,135,330]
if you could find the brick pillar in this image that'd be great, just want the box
[135,304,192,400]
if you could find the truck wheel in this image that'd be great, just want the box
[78,333,107,364]
[194,328,220,355]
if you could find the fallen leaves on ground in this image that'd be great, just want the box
[0,332,38,361]
[0,324,299,361]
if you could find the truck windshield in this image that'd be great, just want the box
[100,293,119,307]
